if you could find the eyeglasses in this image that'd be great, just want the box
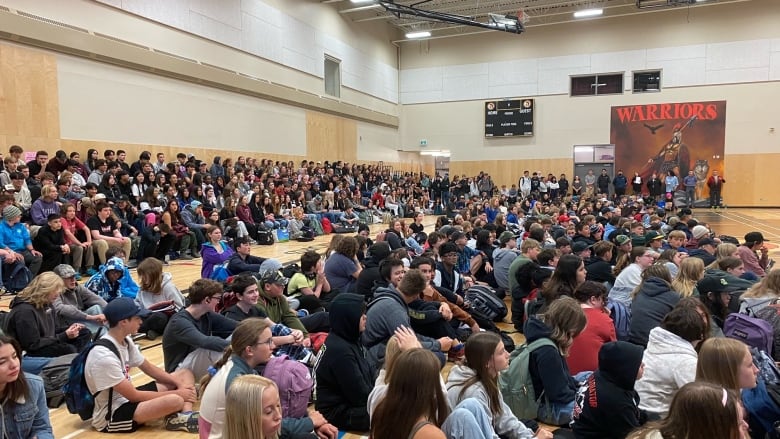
[208,294,223,302]
[255,338,273,347]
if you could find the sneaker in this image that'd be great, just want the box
[85,268,98,276]
[165,412,199,433]
[191,250,201,259]
[179,253,194,260]
[131,333,147,341]
[126,260,138,269]
[74,273,82,281]
[297,309,309,318]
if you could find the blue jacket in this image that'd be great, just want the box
[85,257,137,301]
[1,373,54,439]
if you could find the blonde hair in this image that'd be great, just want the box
[223,375,279,439]
[742,269,780,300]
[672,257,705,297]
[696,338,751,392]
[706,243,738,270]
[18,272,64,308]
[382,336,402,384]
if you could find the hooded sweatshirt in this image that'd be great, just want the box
[628,278,680,347]
[446,365,535,439]
[315,293,374,431]
[134,272,185,311]
[6,296,74,357]
[84,257,126,302]
[361,287,440,369]
[571,341,647,439]
[524,316,579,404]
[634,326,697,416]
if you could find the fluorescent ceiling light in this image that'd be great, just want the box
[573,8,603,18]
[350,0,374,3]
[406,31,432,39]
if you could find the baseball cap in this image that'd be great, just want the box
[558,215,570,223]
[572,241,592,254]
[645,231,664,242]
[117,194,130,202]
[104,297,150,325]
[498,231,518,245]
[261,270,288,287]
[615,235,631,246]
[744,232,769,244]
[53,264,77,279]
[190,200,202,209]
[697,276,741,295]
[3,184,15,192]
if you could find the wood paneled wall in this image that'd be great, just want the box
[306,111,357,163]
[722,153,780,207]
[449,158,574,189]
[0,45,61,150]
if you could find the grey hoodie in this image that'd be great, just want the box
[134,272,185,310]
[446,365,535,439]
[634,326,697,416]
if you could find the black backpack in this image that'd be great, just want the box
[42,353,78,408]
[464,285,507,322]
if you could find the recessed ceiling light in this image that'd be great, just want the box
[573,8,603,18]
[406,31,432,39]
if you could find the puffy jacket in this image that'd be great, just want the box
[635,327,697,416]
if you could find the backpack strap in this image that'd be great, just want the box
[92,338,123,421]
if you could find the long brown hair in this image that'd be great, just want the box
[631,264,673,300]
[627,381,742,439]
[459,332,504,417]
[539,296,586,356]
[371,349,449,439]
[137,257,163,295]
[0,336,29,404]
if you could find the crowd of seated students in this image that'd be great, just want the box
[3,145,779,438]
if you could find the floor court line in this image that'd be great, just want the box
[711,211,780,237]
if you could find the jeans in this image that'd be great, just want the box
[685,186,695,206]
[21,356,52,375]
[405,237,424,255]
[442,398,494,439]
[79,304,107,334]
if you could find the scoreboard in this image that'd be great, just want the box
[484,99,534,137]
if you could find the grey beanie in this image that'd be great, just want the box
[3,205,21,221]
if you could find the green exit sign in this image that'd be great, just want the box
[420,139,428,146]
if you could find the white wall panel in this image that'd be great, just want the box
[488,59,538,86]
[770,52,780,80]
[646,44,706,62]
[93,0,399,103]
[488,84,538,99]
[189,0,242,30]
[706,67,769,84]
[706,40,771,70]
[442,75,489,101]
[657,58,706,87]
[590,50,646,73]
[538,54,591,71]
[401,68,444,92]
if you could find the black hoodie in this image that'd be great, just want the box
[6,297,76,357]
[314,293,374,431]
[628,277,680,347]
[525,316,579,404]
[571,341,646,439]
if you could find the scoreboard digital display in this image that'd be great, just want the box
[484,99,534,137]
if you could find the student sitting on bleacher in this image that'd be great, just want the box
[162,279,237,379]
[85,297,199,433]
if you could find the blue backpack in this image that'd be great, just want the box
[3,262,32,293]
[63,339,121,421]
[607,299,631,341]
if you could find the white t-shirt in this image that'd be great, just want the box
[85,334,145,431]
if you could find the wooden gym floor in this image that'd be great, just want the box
[1,208,779,439]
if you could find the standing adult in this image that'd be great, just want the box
[706,170,725,208]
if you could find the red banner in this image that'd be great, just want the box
[610,100,726,203]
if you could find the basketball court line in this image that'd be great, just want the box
[709,210,780,238]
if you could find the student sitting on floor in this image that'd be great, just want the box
[85,297,199,433]
[162,279,237,379]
